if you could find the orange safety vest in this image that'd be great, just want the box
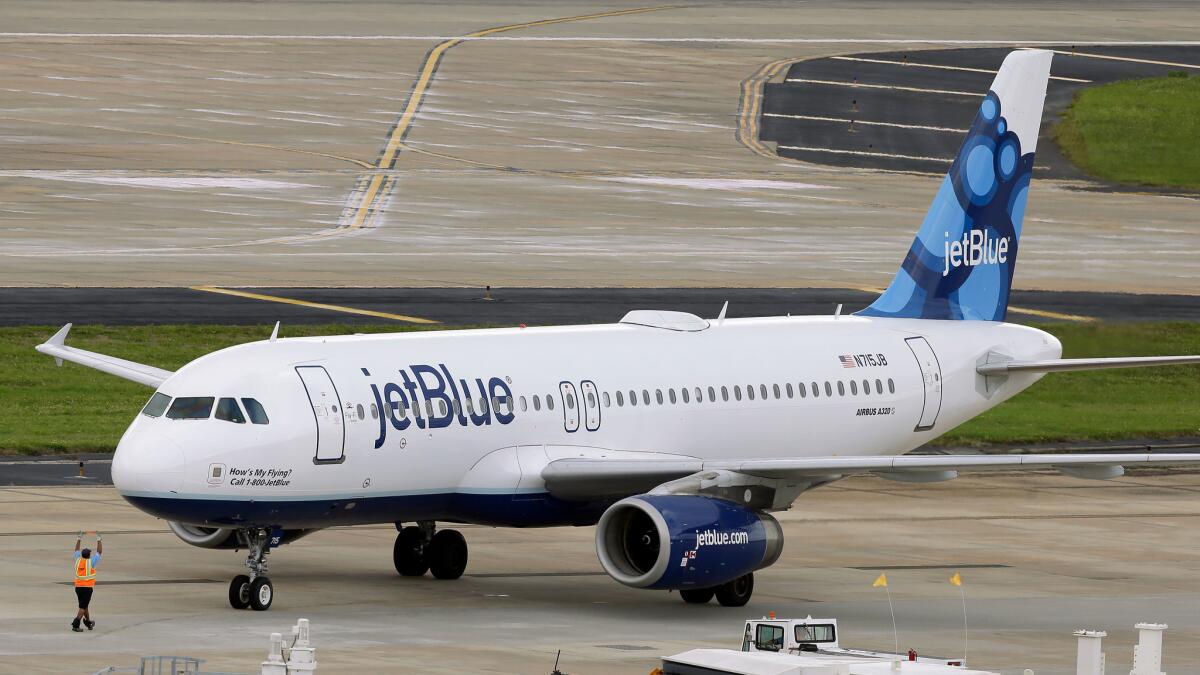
[74,557,96,587]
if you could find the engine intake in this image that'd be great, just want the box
[595,494,783,590]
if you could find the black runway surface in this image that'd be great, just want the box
[2,287,1198,327]
[760,46,1200,179]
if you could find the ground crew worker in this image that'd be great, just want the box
[71,531,102,632]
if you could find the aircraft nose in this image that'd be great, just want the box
[112,428,186,496]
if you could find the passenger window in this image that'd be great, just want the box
[616,391,624,406]
[876,379,883,394]
[786,383,794,398]
[837,381,845,396]
[760,384,769,399]
[669,389,677,404]
[505,398,514,415]
[370,403,378,420]
[721,386,729,402]
[682,388,689,403]
[242,398,269,424]
[656,389,664,405]
[397,400,408,420]
[888,378,896,394]
[532,395,541,411]
[441,400,450,417]
[141,392,171,418]
[773,384,781,399]
[167,397,214,420]
[642,390,650,405]
[453,399,461,416]
[630,390,638,407]
[695,387,703,402]
[602,392,611,407]
[708,386,717,402]
[519,396,528,412]
[547,396,555,411]
[746,385,754,401]
[810,382,818,398]
[824,382,832,397]
[734,386,742,401]
[356,403,365,420]
[215,398,246,424]
[566,393,575,409]
[863,379,871,395]
[850,380,858,395]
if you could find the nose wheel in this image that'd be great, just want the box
[228,528,275,611]
[393,521,468,580]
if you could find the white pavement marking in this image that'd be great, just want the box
[784,78,982,97]
[1,34,1200,45]
[1053,49,1200,70]
[777,145,953,164]
[831,55,1092,83]
[764,113,966,134]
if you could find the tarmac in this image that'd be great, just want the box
[1,2,1199,293]
[2,474,1199,674]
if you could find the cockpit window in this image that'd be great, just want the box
[141,392,171,418]
[166,397,214,420]
[215,398,246,424]
[241,398,269,425]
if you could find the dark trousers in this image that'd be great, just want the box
[75,586,93,610]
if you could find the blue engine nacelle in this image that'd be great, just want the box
[595,494,784,590]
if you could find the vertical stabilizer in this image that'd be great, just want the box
[857,49,1053,321]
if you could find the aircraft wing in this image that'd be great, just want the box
[35,324,173,388]
[541,452,1200,501]
[978,355,1200,375]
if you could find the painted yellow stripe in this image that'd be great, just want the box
[344,5,678,230]
[191,286,439,324]
[736,57,797,160]
[854,286,1095,322]
[1054,50,1200,70]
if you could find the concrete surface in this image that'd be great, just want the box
[1,474,1199,674]
[1,2,1198,292]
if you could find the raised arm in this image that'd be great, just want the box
[96,532,103,556]
[75,531,82,553]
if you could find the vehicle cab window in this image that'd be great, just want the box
[141,392,171,418]
[215,397,246,424]
[166,397,214,420]
[754,623,785,652]
[796,623,836,643]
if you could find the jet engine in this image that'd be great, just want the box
[595,494,783,590]
[168,522,317,549]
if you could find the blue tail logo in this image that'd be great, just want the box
[858,50,1051,322]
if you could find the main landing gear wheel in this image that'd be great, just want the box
[249,576,274,611]
[427,529,468,580]
[715,573,754,607]
[679,587,716,604]
[228,575,251,610]
[393,526,429,576]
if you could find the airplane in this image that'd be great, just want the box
[36,49,1200,612]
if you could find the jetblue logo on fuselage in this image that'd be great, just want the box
[366,364,515,449]
[943,230,1009,277]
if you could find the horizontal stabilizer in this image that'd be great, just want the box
[36,324,173,388]
[978,355,1200,375]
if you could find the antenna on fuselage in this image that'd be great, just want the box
[270,321,280,342]
[717,301,729,326]
[834,304,843,320]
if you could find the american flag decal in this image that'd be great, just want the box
[839,355,857,368]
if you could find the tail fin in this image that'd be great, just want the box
[857,49,1052,321]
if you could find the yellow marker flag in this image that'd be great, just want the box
[873,573,888,588]
[950,572,963,587]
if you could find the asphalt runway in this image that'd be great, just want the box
[760,46,1200,179]
[4,286,1200,327]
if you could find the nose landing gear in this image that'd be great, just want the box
[392,521,468,580]
[228,528,274,611]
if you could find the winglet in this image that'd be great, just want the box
[44,323,72,366]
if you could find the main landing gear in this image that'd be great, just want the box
[679,572,754,607]
[229,528,274,611]
[393,521,468,580]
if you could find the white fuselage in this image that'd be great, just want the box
[111,315,1060,529]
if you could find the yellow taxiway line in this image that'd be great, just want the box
[191,286,439,324]
[342,5,679,231]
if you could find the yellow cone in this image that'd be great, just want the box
[872,573,888,588]
[950,572,963,587]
